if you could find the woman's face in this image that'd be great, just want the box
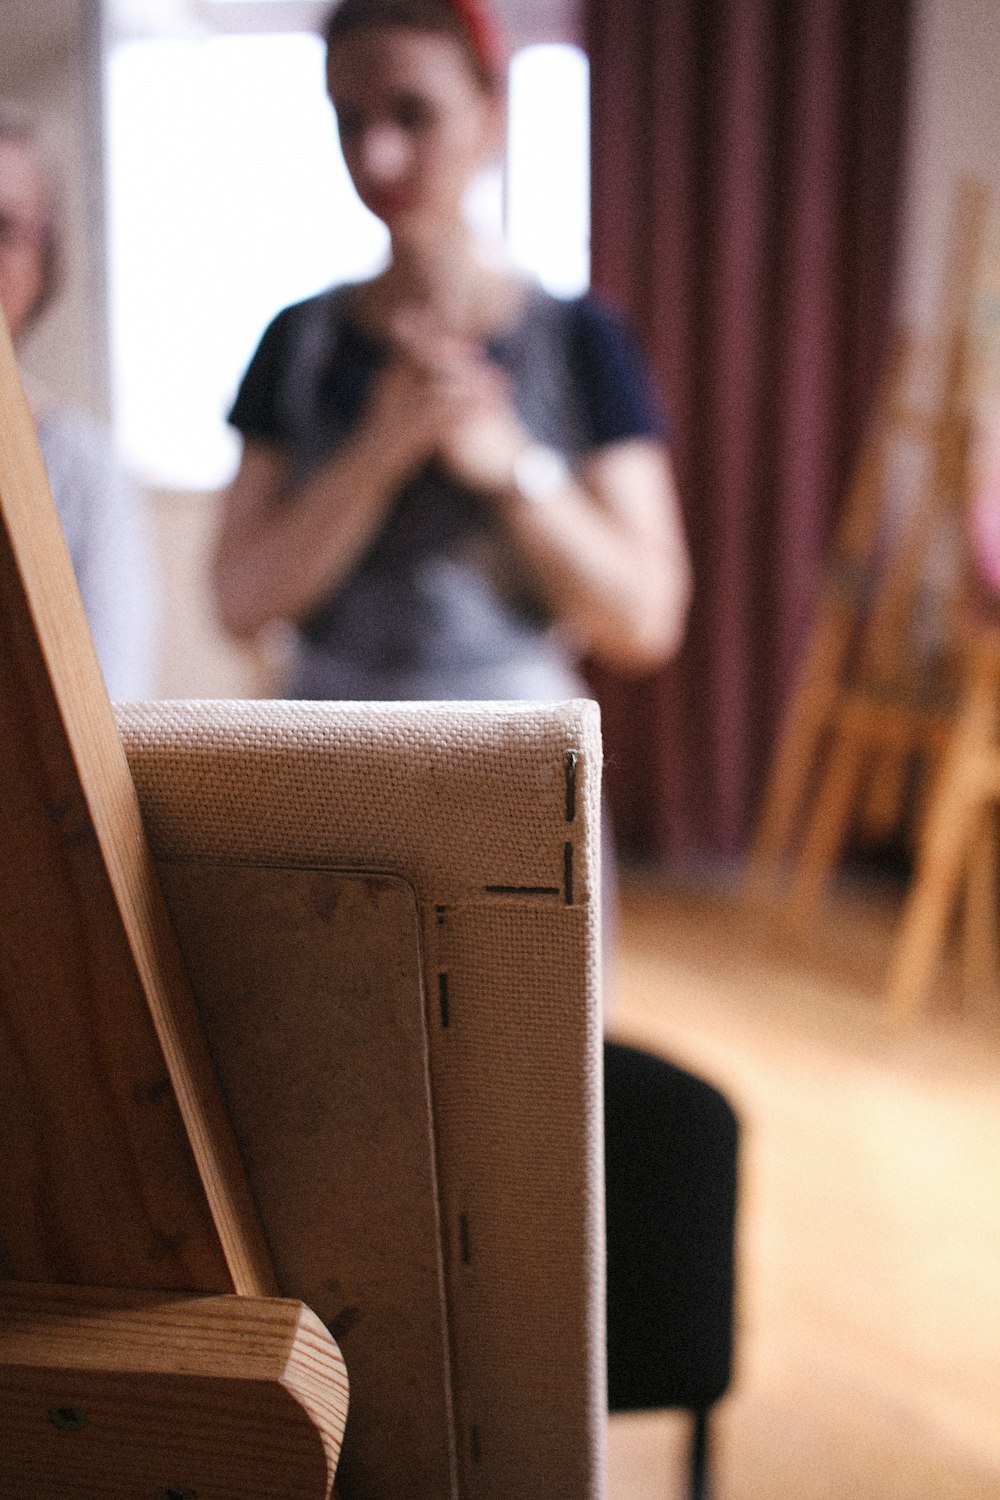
[326,27,499,244]
[0,139,48,345]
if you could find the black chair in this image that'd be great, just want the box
[605,1040,739,1500]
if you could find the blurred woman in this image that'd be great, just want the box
[214,0,690,704]
[0,104,157,699]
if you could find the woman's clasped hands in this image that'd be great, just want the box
[373,308,532,497]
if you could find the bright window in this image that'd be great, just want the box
[105,34,590,489]
[506,44,590,299]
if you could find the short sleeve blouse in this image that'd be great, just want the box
[226,285,667,702]
[229,288,665,456]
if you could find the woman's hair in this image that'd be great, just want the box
[322,0,504,91]
[0,102,61,327]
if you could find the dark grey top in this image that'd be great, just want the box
[229,284,662,701]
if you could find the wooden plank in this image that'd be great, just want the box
[0,1282,348,1499]
[0,310,273,1295]
[160,864,457,1500]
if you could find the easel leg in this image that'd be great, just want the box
[962,809,1000,1003]
[885,754,979,1022]
[747,613,850,901]
[786,723,868,930]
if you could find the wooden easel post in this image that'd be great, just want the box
[745,332,918,899]
[747,181,990,933]
[0,310,347,1496]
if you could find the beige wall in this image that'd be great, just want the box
[147,489,276,697]
[898,0,1000,338]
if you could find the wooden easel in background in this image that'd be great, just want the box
[885,201,1000,1018]
[0,312,348,1494]
[747,182,991,960]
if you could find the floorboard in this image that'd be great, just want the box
[607,878,1000,1500]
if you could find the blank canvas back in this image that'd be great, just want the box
[116,697,607,1500]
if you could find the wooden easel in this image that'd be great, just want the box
[884,625,1000,1018]
[746,181,989,929]
[885,205,1000,1018]
[0,312,348,1493]
[1,307,611,1497]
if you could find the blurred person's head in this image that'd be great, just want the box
[0,105,60,343]
[322,0,505,248]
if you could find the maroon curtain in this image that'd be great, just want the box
[584,0,912,864]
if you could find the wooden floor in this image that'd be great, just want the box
[606,878,1000,1500]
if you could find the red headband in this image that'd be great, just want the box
[441,0,505,83]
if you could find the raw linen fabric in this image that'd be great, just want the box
[116,696,607,1500]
